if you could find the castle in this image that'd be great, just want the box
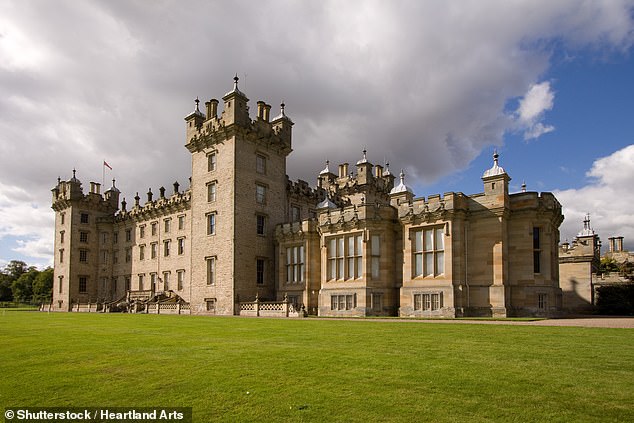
[51,77,565,317]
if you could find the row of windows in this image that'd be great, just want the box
[137,270,186,291]
[413,293,443,311]
[139,216,186,239]
[206,257,266,286]
[138,238,186,259]
[331,294,356,310]
[205,213,267,237]
[207,151,268,175]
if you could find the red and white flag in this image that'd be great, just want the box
[103,161,112,170]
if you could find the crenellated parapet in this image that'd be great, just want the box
[316,152,395,207]
[51,172,119,215]
[275,219,318,243]
[318,203,396,232]
[185,76,292,157]
[510,191,563,226]
[116,188,191,223]
[397,192,467,224]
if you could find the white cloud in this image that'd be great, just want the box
[515,81,556,140]
[555,144,634,250]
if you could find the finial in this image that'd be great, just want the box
[521,180,526,192]
[194,97,200,112]
[493,149,499,165]
[72,168,76,178]
[400,169,405,184]
[233,74,239,89]
[57,176,61,184]
[112,178,116,187]
[280,101,286,116]
[363,149,367,159]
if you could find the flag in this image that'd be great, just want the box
[103,161,112,170]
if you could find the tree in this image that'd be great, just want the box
[4,260,30,280]
[11,269,38,303]
[598,257,620,275]
[32,268,54,304]
[0,273,12,301]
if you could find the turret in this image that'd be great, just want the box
[482,150,510,204]
[104,179,120,210]
[271,102,293,147]
[355,149,373,185]
[184,98,205,141]
[221,75,250,127]
[389,169,414,206]
[318,160,337,189]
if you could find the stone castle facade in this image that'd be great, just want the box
[51,78,565,317]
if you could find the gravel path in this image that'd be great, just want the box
[391,317,634,328]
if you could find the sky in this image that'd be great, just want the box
[1,0,634,269]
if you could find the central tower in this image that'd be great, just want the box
[185,77,293,314]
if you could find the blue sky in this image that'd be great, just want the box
[1,0,634,268]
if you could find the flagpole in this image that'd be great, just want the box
[102,161,105,188]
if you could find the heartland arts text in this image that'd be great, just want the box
[14,409,185,420]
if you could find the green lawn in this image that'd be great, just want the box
[1,312,633,422]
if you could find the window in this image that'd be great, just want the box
[206,257,216,285]
[178,215,185,230]
[207,182,217,202]
[80,231,88,243]
[79,277,87,293]
[79,249,88,263]
[151,243,157,259]
[60,213,65,225]
[330,294,355,310]
[113,232,118,244]
[80,213,89,224]
[414,293,443,311]
[164,218,171,233]
[177,270,184,291]
[538,293,548,310]
[207,152,217,172]
[256,214,266,236]
[101,250,108,264]
[290,205,300,222]
[206,298,216,312]
[164,240,171,257]
[125,229,131,242]
[112,277,117,293]
[60,231,65,244]
[413,227,445,277]
[371,235,380,279]
[207,213,216,235]
[533,227,541,273]
[163,272,170,291]
[125,276,130,291]
[125,247,131,263]
[139,245,145,260]
[138,274,144,291]
[256,259,265,285]
[256,154,266,174]
[59,249,64,263]
[151,222,157,236]
[139,225,145,239]
[178,238,185,255]
[113,250,118,264]
[255,184,266,204]
[286,245,305,283]
[58,276,63,293]
[327,234,362,280]
[150,273,157,291]
[371,293,382,312]
[101,232,108,244]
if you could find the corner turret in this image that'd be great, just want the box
[221,75,250,127]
